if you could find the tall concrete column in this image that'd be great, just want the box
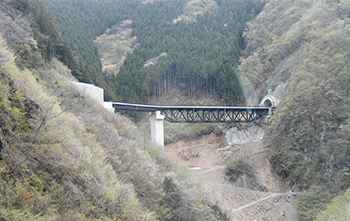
[149,111,164,148]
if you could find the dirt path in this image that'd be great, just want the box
[165,133,299,221]
[230,193,282,214]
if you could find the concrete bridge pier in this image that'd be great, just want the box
[149,111,164,148]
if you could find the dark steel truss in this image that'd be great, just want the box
[112,102,270,123]
[160,108,268,123]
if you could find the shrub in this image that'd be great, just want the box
[296,186,329,221]
[225,159,254,182]
[315,187,350,221]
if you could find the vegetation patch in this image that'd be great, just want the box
[95,19,138,75]
[41,0,265,104]
[240,0,350,218]
[225,159,254,182]
[173,0,218,23]
[315,187,350,220]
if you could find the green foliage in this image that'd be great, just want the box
[225,159,254,182]
[0,207,50,221]
[1,0,77,74]
[164,122,222,144]
[240,0,350,218]
[39,0,264,104]
[296,186,329,221]
[0,70,34,139]
[0,6,228,219]
[145,148,228,220]
[10,0,31,15]
[0,49,155,220]
[39,0,137,100]
[14,38,43,69]
[114,0,264,104]
[0,2,42,69]
[315,187,350,221]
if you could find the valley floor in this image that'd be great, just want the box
[165,133,299,221]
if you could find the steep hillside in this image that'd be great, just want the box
[114,0,265,104]
[96,0,218,76]
[240,0,350,219]
[0,2,227,220]
[41,0,265,105]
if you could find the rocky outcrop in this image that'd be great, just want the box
[225,124,264,146]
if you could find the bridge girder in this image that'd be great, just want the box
[161,108,267,123]
[112,102,270,123]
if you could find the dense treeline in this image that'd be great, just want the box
[40,0,265,104]
[38,0,140,100]
[3,0,74,71]
[0,1,228,220]
[240,0,350,219]
[7,0,114,100]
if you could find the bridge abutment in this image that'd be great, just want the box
[149,111,164,148]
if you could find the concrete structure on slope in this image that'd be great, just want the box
[260,93,279,107]
[259,82,284,108]
[72,82,166,147]
[72,82,115,113]
[149,111,165,148]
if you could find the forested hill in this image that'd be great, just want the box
[239,0,350,220]
[0,1,228,220]
[3,0,350,220]
[40,0,265,104]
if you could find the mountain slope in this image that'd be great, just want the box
[41,0,265,105]
[0,2,227,220]
[239,0,350,219]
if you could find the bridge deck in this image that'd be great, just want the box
[112,102,270,123]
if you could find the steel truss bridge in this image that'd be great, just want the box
[112,102,270,123]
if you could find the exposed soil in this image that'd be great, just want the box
[165,133,299,221]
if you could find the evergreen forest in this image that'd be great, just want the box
[40,0,265,104]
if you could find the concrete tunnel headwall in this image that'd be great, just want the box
[259,94,280,108]
[262,99,272,107]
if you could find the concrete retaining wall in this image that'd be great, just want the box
[72,82,114,113]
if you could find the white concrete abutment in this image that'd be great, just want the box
[72,82,165,147]
[149,111,165,148]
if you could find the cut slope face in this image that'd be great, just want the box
[165,130,299,220]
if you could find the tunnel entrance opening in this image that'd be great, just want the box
[262,99,272,107]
